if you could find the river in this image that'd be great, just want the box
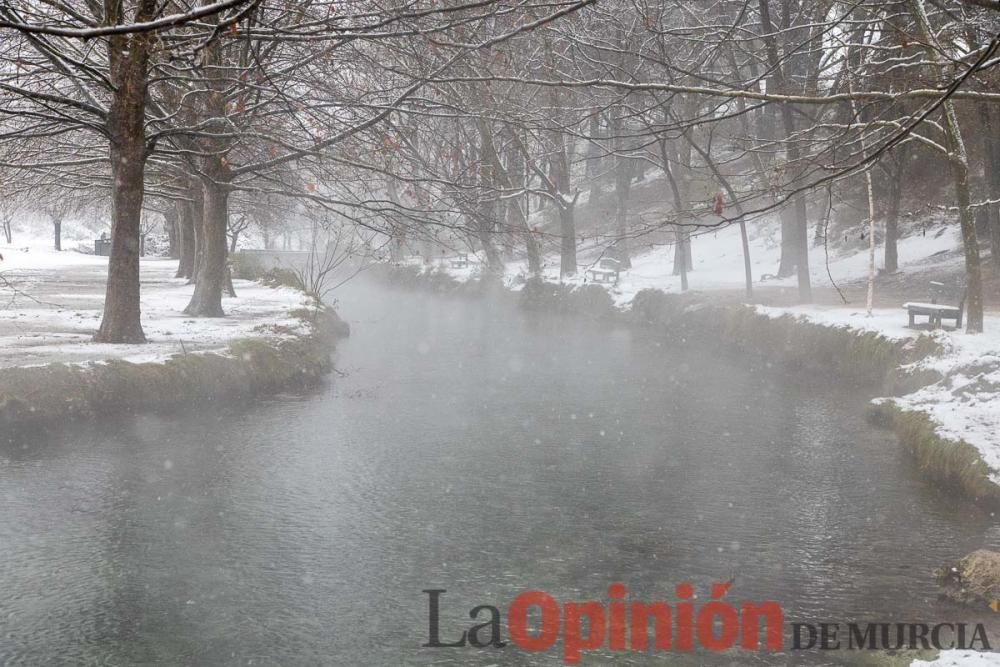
[1,278,998,665]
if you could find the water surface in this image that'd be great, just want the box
[1,279,998,665]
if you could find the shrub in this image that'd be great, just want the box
[231,252,266,280]
[260,267,304,291]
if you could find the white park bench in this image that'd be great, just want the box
[904,282,965,329]
[585,257,621,284]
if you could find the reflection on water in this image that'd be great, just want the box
[1,279,997,665]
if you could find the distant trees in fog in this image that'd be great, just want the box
[1,0,999,333]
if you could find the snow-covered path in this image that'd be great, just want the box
[0,246,308,368]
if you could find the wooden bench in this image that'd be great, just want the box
[585,258,621,284]
[449,253,469,269]
[904,283,965,329]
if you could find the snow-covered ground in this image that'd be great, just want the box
[0,242,310,368]
[913,651,1000,666]
[606,222,961,306]
[429,219,964,309]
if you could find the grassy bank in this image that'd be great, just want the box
[0,291,349,428]
[628,289,947,388]
[867,401,1000,504]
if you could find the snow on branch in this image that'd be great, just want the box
[0,0,256,39]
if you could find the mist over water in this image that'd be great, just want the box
[1,278,997,665]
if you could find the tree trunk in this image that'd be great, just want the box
[777,208,797,277]
[549,131,576,277]
[659,130,693,280]
[664,138,693,277]
[883,150,906,274]
[758,0,811,301]
[96,132,147,343]
[981,104,1000,270]
[189,185,205,283]
[385,180,406,263]
[884,202,899,274]
[673,233,691,275]
[661,138,690,290]
[504,127,541,277]
[165,207,179,259]
[586,113,604,209]
[184,175,230,317]
[738,220,753,299]
[475,117,504,275]
[53,220,61,251]
[226,266,237,298]
[540,37,576,278]
[476,203,502,274]
[558,204,577,277]
[177,200,196,279]
[909,0,983,332]
[953,149,984,332]
[788,168,811,301]
[615,186,631,269]
[846,80,878,314]
[95,2,156,344]
[517,205,541,277]
[864,165,877,315]
[613,110,633,269]
[185,8,232,313]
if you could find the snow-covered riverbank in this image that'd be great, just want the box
[751,305,1000,488]
[0,242,347,427]
[0,244,311,368]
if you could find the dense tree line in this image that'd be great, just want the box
[1,0,999,335]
